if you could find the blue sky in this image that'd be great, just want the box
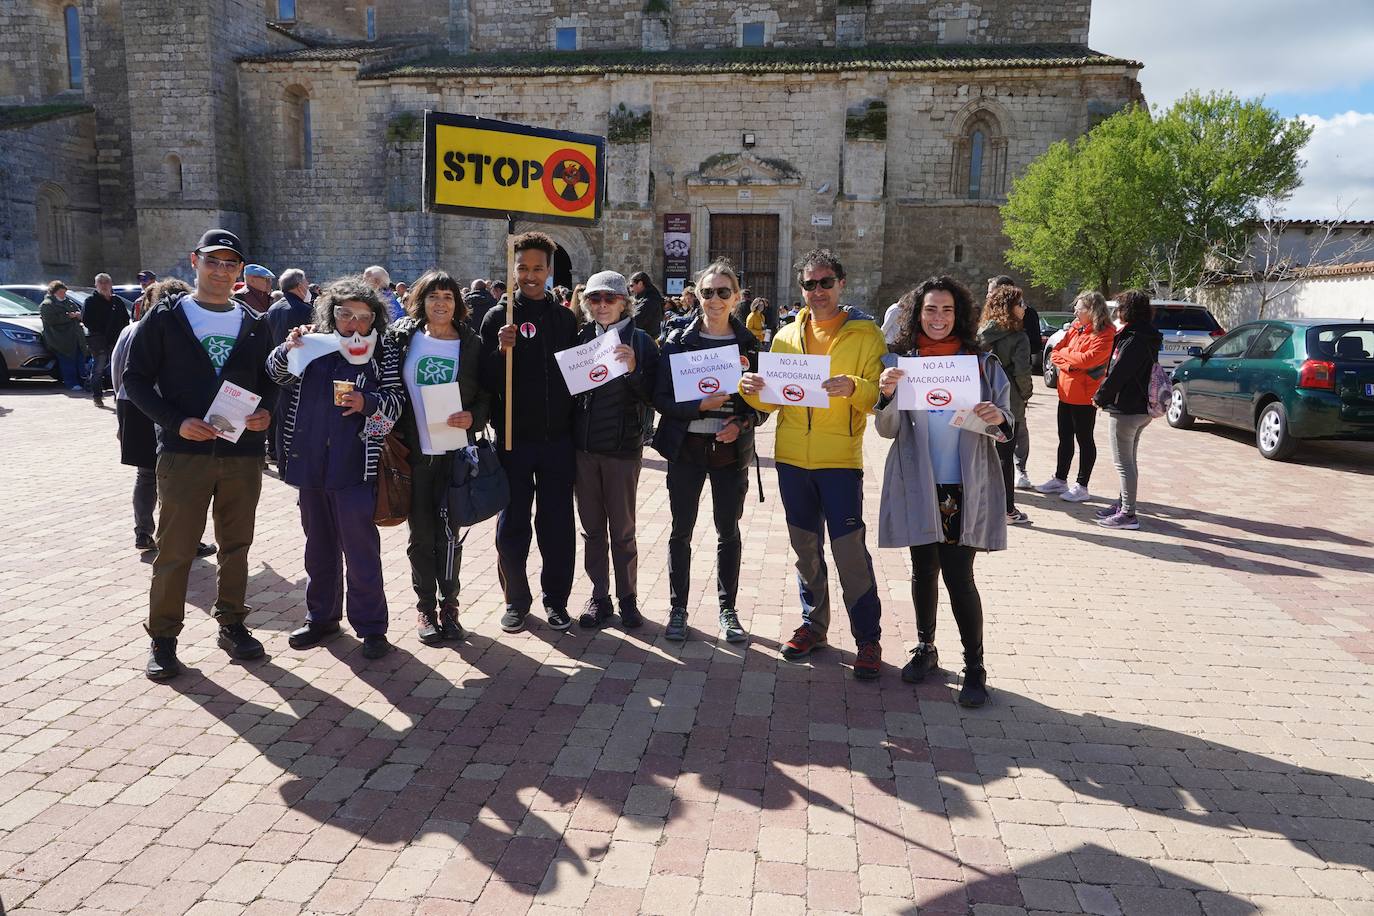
[1090,0,1374,218]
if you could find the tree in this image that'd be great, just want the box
[1002,92,1313,300]
[1001,106,1167,295]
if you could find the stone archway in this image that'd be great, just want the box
[512,221,595,286]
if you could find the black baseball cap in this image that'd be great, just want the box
[194,229,245,260]
[137,270,157,282]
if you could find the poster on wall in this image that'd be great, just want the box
[663,213,690,295]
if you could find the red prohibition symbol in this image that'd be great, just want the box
[782,384,805,402]
[697,376,720,394]
[589,364,609,383]
[926,388,953,408]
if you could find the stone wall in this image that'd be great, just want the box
[0,0,74,104]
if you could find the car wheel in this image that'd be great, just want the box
[1166,385,1194,429]
[1043,360,1058,390]
[1256,402,1299,460]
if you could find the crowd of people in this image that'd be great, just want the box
[63,225,1162,707]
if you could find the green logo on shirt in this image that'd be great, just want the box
[416,355,457,385]
[201,335,236,369]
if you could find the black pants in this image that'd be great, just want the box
[496,437,576,612]
[995,437,1017,513]
[1054,402,1098,486]
[910,543,983,667]
[408,452,459,612]
[666,440,748,611]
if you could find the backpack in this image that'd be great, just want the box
[1146,361,1171,419]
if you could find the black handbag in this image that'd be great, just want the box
[445,437,510,528]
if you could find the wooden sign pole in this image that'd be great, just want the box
[504,216,516,452]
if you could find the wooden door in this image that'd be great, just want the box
[708,214,780,307]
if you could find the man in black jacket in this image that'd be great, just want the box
[123,228,277,681]
[83,273,131,407]
[463,279,498,332]
[479,231,580,634]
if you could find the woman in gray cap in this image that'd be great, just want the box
[572,270,660,630]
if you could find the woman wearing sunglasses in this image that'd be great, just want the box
[267,276,404,660]
[571,271,660,629]
[652,260,765,643]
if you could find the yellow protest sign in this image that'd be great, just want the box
[423,111,605,226]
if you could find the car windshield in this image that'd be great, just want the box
[1312,326,1374,362]
[0,291,38,316]
[1040,312,1073,329]
[1154,306,1220,332]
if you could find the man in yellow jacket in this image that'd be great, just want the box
[740,249,887,679]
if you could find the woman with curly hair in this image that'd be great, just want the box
[1038,290,1115,502]
[875,276,1013,707]
[977,284,1034,524]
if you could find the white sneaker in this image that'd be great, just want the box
[1014,471,1034,490]
[1035,477,1068,494]
[1061,483,1091,502]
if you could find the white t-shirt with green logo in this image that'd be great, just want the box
[180,295,242,371]
[404,331,461,454]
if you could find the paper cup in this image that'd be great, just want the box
[333,380,355,406]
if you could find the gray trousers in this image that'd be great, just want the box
[574,450,642,601]
[134,466,157,539]
[1013,414,1029,474]
[1108,413,1151,514]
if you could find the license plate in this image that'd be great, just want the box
[1366,383,1374,397]
[1163,343,1185,352]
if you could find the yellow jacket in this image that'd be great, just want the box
[746,311,765,341]
[740,306,886,470]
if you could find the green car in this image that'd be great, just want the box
[1168,319,1374,460]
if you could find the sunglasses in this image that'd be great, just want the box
[583,293,623,304]
[799,276,839,291]
[698,286,734,300]
[334,308,376,326]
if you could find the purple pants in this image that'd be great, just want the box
[299,484,388,636]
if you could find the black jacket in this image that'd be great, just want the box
[385,318,492,451]
[82,292,130,347]
[478,292,579,444]
[1094,323,1162,415]
[652,314,765,471]
[123,293,278,457]
[266,291,314,346]
[572,321,660,457]
[1022,304,1043,355]
[632,283,665,339]
[464,287,498,332]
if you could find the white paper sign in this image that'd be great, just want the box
[949,407,1008,442]
[669,345,742,403]
[203,380,262,443]
[554,333,629,396]
[896,355,981,410]
[758,352,831,408]
[286,333,340,377]
[420,382,468,452]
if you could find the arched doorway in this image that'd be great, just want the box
[554,246,572,290]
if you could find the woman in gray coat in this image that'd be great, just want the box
[875,276,1013,708]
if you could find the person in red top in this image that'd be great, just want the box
[1036,291,1115,502]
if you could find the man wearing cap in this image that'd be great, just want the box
[133,270,157,320]
[123,228,278,680]
[240,264,276,314]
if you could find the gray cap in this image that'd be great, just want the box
[583,270,629,298]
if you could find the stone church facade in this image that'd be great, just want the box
[2,1,1141,309]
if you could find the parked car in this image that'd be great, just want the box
[1042,301,1224,388]
[1,284,93,309]
[1036,311,1073,382]
[1168,319,1374,460]
[0,290,57,383]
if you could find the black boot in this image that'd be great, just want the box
[618,596,643,629]
[958,665,989,708]
[288,620,341,650]
[146,638,181,681]
[217,623,265,660]
[417,606,443,646]
[439,602,466,641]
[901,643,939,684]
[578,597,614,629]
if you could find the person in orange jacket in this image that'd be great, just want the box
[1036,291,1115,502]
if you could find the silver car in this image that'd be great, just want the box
[1152,300,1225,370]
[0,290,57,383]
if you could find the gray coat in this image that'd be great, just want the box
[874,350,1012,551]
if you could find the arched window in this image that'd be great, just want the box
[64,6,83,90]
[164,154,184,196]
[36,185,74,267]
[952,110,1008,201]
[283,85,312,169]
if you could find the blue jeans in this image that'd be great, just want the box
[776,463,881,644]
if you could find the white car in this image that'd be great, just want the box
[1043,300,1226,388]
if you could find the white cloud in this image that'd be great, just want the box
[1090,0,1374,219]
[1283,112,1374,218]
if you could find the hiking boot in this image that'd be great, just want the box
[578,597,614,629]
[439,604,466,641]
[500,608,528,633]
[217,623,265,660]
[417,607,443,646]
[781,625,826,662]
[901,643,940,684]
[664,608,688,642]
[288,620,341,650]
[145,637,181,681]
[619,596,644,629]
[718,608,747,643]
[853,641,882,680]
[959,666,989,708]
[361,635,392,660]
[547,606,572,631]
